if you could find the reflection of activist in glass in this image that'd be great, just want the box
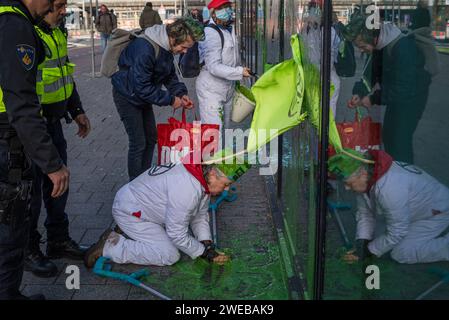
[84,156,250,268]
[344,15,431,164]
[329,149,449,264]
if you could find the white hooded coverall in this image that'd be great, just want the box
[356,162,449,264]
[103,163,211,266]
[196,20,243,131]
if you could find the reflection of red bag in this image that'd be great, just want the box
[157,110,219,165]
[329,111,382,156]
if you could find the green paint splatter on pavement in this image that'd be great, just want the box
[141,237,289,300]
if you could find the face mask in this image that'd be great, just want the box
[215,7,233,22]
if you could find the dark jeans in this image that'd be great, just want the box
[382,88,429,164]
[0,140,31,299]
[113,88,157,181]
[29,120,69,247]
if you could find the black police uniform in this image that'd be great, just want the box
[0,0,63,299]
[28,22,86,267]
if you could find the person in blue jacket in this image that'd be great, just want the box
[111,17,204,181]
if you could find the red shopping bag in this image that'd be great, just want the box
[329,110,382,156]
[157,109,220,165]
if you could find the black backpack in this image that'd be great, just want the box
[179,24,224,78]
[334,39,356,78]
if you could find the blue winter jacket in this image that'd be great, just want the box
[111,37,187,107]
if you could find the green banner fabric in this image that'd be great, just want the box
[247,34,342,154]
[247,35,306,153]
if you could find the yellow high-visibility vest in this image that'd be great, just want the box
[35,26,75,104]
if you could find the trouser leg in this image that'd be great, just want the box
[142,105,157,170]
[0,141,31,299]
[113,89,148,181]
[42,121,69,242]
[390,212,449,264]
[382,89,428,164]
[104,206,180,266]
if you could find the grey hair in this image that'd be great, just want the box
[203,165,225,183]
[166,17,205,45]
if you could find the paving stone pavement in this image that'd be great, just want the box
[21,46,279,300]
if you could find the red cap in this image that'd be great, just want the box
[207,0,231,10]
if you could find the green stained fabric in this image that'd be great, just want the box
[205,148,251,182]
[247,35,306,153]
[246,34,342,153]
[328,148,366,179]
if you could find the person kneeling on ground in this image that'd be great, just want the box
[328,148,449,264]
[84,153,250,267]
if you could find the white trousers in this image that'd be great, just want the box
[196,72,235,137]
[103,205,181,266]
[389,212,449,264]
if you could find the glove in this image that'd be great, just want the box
[200,240,219,262]
[355,239,374,260]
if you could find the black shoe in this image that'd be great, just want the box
[24,249,58,278]
[47,239,89,260]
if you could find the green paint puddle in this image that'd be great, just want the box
[142,237,289,300]
[324,239,449,300]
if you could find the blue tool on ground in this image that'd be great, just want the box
[209,187,237,247]
[93,256,172,300]
[327,200,353,249]
[415,268,449,300]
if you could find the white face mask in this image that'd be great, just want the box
[215,7,233,22]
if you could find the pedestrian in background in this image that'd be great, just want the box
[111,17,204,181]
[139,2,162,30]
[95,4,117,52]
[410,0,431,30]
[190,8,204,24]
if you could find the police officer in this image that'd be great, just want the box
[24,0,91,278]
[0,0,70,299]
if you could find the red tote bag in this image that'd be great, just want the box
[157,109,220,165]
[329,110,382,156]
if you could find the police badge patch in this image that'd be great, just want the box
[16,44,35,71]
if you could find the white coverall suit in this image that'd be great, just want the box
[103,163,211,266]
[196,20,244,131]
[356,162,449,264]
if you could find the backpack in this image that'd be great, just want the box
[334,40,356,77]
[178,24,224,78]
[100,28,160,78]
[387,27,440,77]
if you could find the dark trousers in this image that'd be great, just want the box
[29,120,69,248]
[382,88,429,164]
[113,88,157,181]
[0,141,31,299]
